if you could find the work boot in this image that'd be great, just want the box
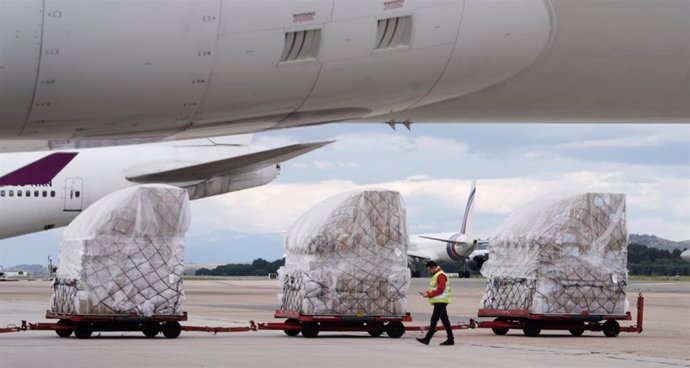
[416,338,430,345]
[440,339,454,346]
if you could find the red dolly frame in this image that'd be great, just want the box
[262,310,413,338]
[36,311,190,339]
[1,295,644,339]
[475,293,644,337]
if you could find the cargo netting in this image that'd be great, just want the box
[51,185,190,317]
[481,193,629,315]
[279,190,410,316]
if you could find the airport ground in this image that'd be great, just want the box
[1,278,688,368]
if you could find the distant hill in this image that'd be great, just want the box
[1,264,46,274]
[629,234,690,252]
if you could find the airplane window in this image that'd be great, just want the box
[25,190,30,197]
[0,190,4,197]
[9,190,14,197]
[18,191,22,197]
[50,191,55,197]
[43,191,47,197]
[34,190,39,197]
[75,191,80,198]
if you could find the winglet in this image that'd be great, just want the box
[0,152,78,186]
[459,179,476,234]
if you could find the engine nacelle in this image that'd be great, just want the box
[465,253,488,273]
[449,238,478,262]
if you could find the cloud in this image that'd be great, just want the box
[556,130,690,149]
[191,172,690,240]
[292,161,359,169]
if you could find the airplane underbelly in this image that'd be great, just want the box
[1,0,688,141]
[0,0,470,139]
[0,0,43,137]
[381,0,690,123]
[23,0,221,138]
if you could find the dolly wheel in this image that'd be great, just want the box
[522,320,541,337]
[602,320,620,338]
[283,319,300,337]
[55,320,73,338]
[569,327,585,337]
[162,321,182,339]
[142,323,160,338]
[385,322,405,338]
[367,323,384,337]
[492,318,509,335]
[301,322,319,338]
[74,324,92,339]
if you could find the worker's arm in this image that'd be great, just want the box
[424,274,447,298]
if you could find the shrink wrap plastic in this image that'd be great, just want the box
[279,190,410,315]
[481,193,629,315]
[51,185,190,316]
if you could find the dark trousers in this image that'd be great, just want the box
[424,303,453,340]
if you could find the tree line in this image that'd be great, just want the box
[195,258,284,276]
[195,244,689,277]
[628,244,689,276]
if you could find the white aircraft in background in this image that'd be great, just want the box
[0,136,329,239]
[2,0,690,151]
[407,180,488,278]
[682,250,690,263]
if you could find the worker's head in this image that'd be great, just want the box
[425,261,438,272]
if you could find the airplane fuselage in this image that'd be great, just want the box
[0,142,278,238]
[2,0,688,145]
[409,231,478,262]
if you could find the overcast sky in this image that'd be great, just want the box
[1,123,689,267]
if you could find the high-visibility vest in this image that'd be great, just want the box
[428,269,451,304]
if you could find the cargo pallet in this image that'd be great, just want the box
[474,293,644,337]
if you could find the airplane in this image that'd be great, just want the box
[682,250,690,263]
[1,0,689,150]
[407,180,488,278]
[0,136,330,239]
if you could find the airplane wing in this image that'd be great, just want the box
[407,249,435,261]
[417,235,489,247]
[469,249,489,259]
[126,141,332,184]
[417,235,475,246]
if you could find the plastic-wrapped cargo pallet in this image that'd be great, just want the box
[51,184,190,317]
[278,190,410,316]
[481,193,629,315]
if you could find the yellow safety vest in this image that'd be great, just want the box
[428,269,451,304]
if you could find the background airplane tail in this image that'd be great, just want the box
[459,179,476,235]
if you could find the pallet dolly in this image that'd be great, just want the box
[261,310,413,338]
[1,311,257,339]
[474,293,645,337]
[0,294,644,339]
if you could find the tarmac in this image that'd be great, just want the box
[1,278,689,368]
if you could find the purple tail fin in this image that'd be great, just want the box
[0,152,78,186]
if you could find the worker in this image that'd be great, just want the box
[417,260,454,345]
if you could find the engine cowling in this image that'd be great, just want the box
[465,253,488,273]
[449,238,478,262]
